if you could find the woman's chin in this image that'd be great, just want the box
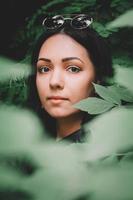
[47,108,80,119]
[49,112,70,119]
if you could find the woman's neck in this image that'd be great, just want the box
[56,112,83,139]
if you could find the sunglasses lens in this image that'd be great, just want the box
[42,15,64,29]
[72,15,93,29]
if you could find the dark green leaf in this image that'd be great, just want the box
[92,22,115,38]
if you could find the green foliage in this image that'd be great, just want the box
[1,104,133,199]
[114,66,133,92]
[108,85,133,103]
[0,57,32,106]
[0,79,28,106]
[92,22,118,38]
[93,83,121,105]
[11,0,133,61]
[74,97,115,114]
[110,0,133,15]
[0,1,133,200]
[83,107,133,160]
[113,55,133,68]
[74,83,133,114]
[0,57,31,82]
[0,104,46,151]
[107,9,133,28]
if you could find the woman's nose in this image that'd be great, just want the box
[49,69,64,89]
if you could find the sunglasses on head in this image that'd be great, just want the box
[42,14,93,30]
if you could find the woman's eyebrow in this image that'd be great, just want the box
[62,57,84,64]
[37,58,51,63]
[37,57,84,64]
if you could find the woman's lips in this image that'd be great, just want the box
[47,96,69,104]
[48,96,68,100]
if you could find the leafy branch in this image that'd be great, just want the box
[74,83,133,114]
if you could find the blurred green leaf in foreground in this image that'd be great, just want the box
[0,57,32,82]
[0,57,32,105]
[107,9,133,28]
[0,104,47,151]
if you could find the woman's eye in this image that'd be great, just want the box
[37,66,50,73]
[67,66,81,73]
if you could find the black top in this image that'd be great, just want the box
[57,128,86,143]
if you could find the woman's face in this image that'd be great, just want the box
[36,33,95,119]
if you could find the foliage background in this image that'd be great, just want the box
[0,0,133,106]
[0,0,133,200]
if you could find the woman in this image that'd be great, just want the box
[28,14,113,142]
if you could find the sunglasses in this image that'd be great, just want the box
[42,14,93,30]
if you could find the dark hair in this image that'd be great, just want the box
[27,22,114,138]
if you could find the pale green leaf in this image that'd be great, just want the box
[107,9,133,28]
[0,57,32,82]
[74,97,115,114]
[120,152,133,163]
[108,85,133,103]
[83,108,133,161]
[0,167,23,186]
[90,164,133,200]
[93,83,121,105]
[114,66,133,92]
[22,143,89,200]
[0,104,47,152]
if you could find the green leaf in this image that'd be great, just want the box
[74,97,115,114]
[0,57,32,82]
[92,22,115,38]
[120,152,133,163]
[84,108,133,161]
[113,56,133,68]
[108,85,133,103]
[114,66,133,92]
[107,9,133,28]
[93,83,121,105]
[0,104,46,152]
[22,143,90,200]
[90,164,133,200]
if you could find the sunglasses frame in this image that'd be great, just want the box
[42,14,93,30]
